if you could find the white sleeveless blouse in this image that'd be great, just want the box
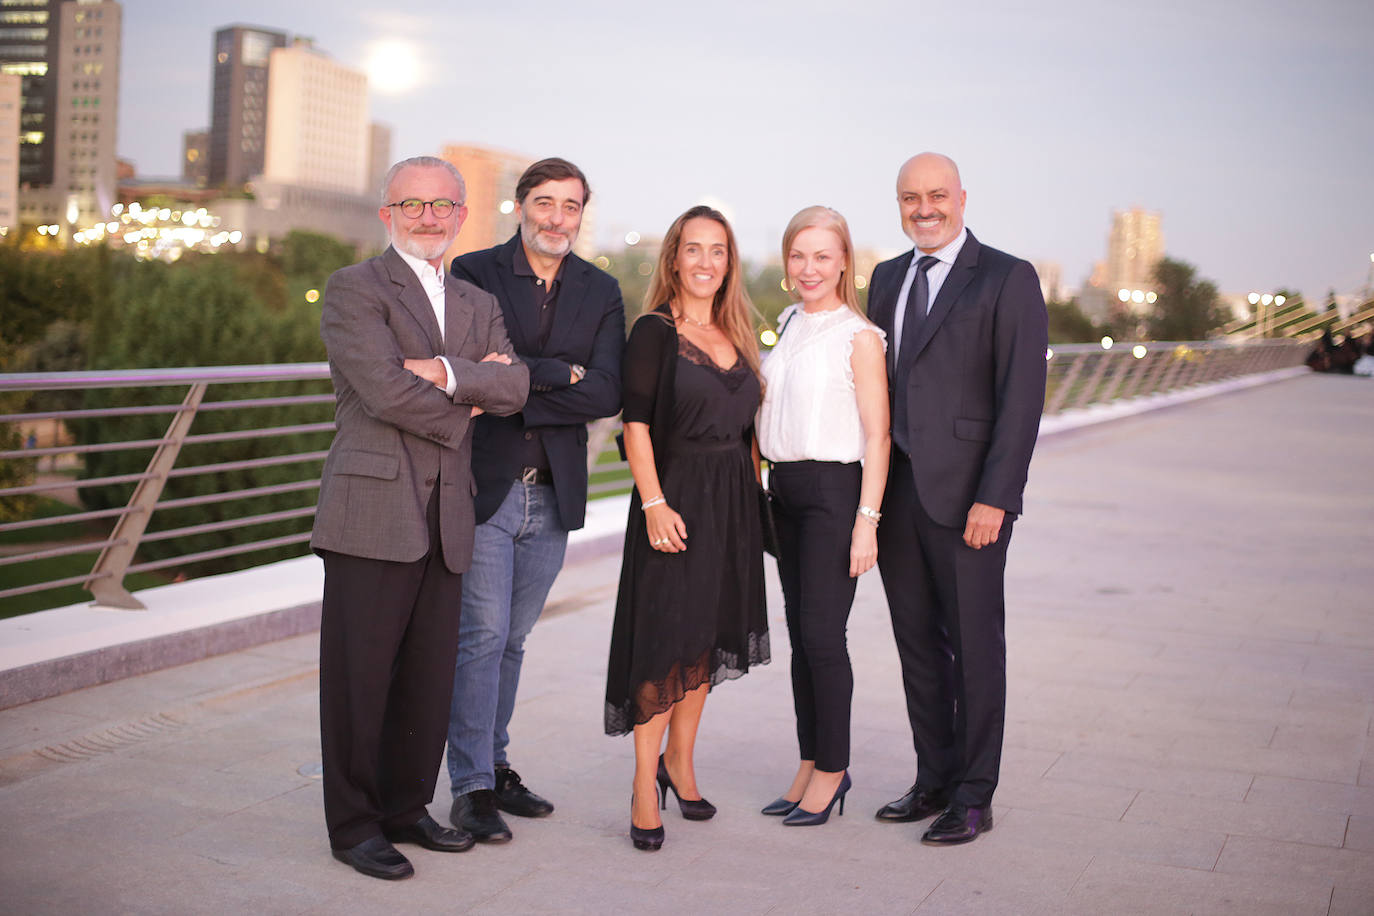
[757,304,887,464]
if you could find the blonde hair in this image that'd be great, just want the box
[780,205,866,322]
[643,205,761,379]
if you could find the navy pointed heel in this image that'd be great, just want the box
[782,772,851,826]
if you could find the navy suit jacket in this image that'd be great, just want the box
[452,234,625,530]
[868,230,1048,528]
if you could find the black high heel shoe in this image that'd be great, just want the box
[630,795,664,851]
[657,754,717,821]
[782,772,851,826]
[761,796,800,816]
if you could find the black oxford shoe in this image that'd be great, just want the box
[451,788,513,843]
[332,835,414,880]
[384,813,475,852]
[495,764,554,818]
[921,804,993,845]
[874,785,949,822]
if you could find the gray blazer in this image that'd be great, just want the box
[311,246,530,574]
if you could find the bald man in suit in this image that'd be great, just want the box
[312,156,529,879]
[866,152,1047,845]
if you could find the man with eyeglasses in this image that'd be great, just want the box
[312,156,529,879]
[443,157,624,844]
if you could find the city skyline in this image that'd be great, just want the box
[117,0,1373,300]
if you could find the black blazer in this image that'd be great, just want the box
[868,230,1048,528]
[452,234,625,530]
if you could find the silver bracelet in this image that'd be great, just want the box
[857,505,881,526]
[642,495,666,510]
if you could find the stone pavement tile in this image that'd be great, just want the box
[1165,737,1360,785]
[1044,750,1253,801]
[1346,815,1374,852]
[1243,775,1374,817]
[908,844,1093,915]
[0,703,107,754]
[1105,705,1278,747]
[1330,886,1374,916]
[1269,722,1368,758]
[1063,854,1333,916]
[993,774,1137,820]
[1213,834,1374,900]
[1102,624,1244,653]
[1123,789,1348,847]
[1005,718,1176,764]
[1362,761,1373,788]
[991,807,1223,870]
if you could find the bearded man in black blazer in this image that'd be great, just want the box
[867,152,1048,845]
[443,158,624,844]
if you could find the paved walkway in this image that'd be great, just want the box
[1,373,1370,914]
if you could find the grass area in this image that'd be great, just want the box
[588,441,631,501]
[0,497,167,618]
[0,552,166,619]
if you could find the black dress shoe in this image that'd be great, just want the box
[384,814,475,852]
[875,785,949,822]
[450,788,513,843]
[495,764,554,818]
[921,804,993,845]
[332,835,414,880]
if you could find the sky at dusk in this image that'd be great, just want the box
[118,0,1373,300]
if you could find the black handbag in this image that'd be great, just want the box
[759,485,780,558]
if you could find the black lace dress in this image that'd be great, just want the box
[604,313,770,736]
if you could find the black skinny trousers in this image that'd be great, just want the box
[770,460,861,772]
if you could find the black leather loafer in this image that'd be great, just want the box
[875,785,949,822]
[384,813,475,852]
[921,804,993,845]
[451,788,513,843]
[495,764,554,818]
[332,835,414,880]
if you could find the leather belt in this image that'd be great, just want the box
[518,467,554,485]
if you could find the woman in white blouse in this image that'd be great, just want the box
[756,206,890,826]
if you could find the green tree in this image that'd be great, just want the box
[1147,257,1229,341]
[1047,298,1100,343]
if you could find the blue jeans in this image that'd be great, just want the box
[446,480,568,797]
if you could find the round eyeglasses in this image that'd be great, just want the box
[386,198,460,219]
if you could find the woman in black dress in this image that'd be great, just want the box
[604,205,770,851]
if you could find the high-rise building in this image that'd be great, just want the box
[208,24,286,188]
[0,0,56,189]
[1105,207,1163,298]
[262,39,368,194]
[439,143,530,260]
[0,73,19,233]
[366,122,391,198]
[4,0,121,229]
[182,128,208,186]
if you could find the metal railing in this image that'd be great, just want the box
[0,337,1307,612]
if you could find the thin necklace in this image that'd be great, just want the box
[675,306,714,329]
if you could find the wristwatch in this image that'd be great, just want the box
[570,363,586,381]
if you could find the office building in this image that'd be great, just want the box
[262,39,368,194]
[4,0,121,229]
[1105,207,1163,298]
[182,128,208,186]
[208,24,286,187]
[366,121,390,198]
[439,143,530,260]
[0,73,18,232]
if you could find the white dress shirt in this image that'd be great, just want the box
[757,304,887,464]
[394,247,457,396]
[892,227,968,361]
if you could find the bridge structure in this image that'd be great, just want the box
[0,348,1371,913]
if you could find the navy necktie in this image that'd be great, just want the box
[892,255,939,455]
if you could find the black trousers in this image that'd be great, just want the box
[876,450,1011,808]
[771,460,861,772]
[318,492,463,850]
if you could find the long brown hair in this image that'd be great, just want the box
[781,205,867,322]
[643,205,761,378]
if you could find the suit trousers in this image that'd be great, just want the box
[771,460,861,772]
[318,490,463,850]
[876,450,1011,808]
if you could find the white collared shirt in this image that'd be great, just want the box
[393,246,457,396]
[892,227,968,360]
